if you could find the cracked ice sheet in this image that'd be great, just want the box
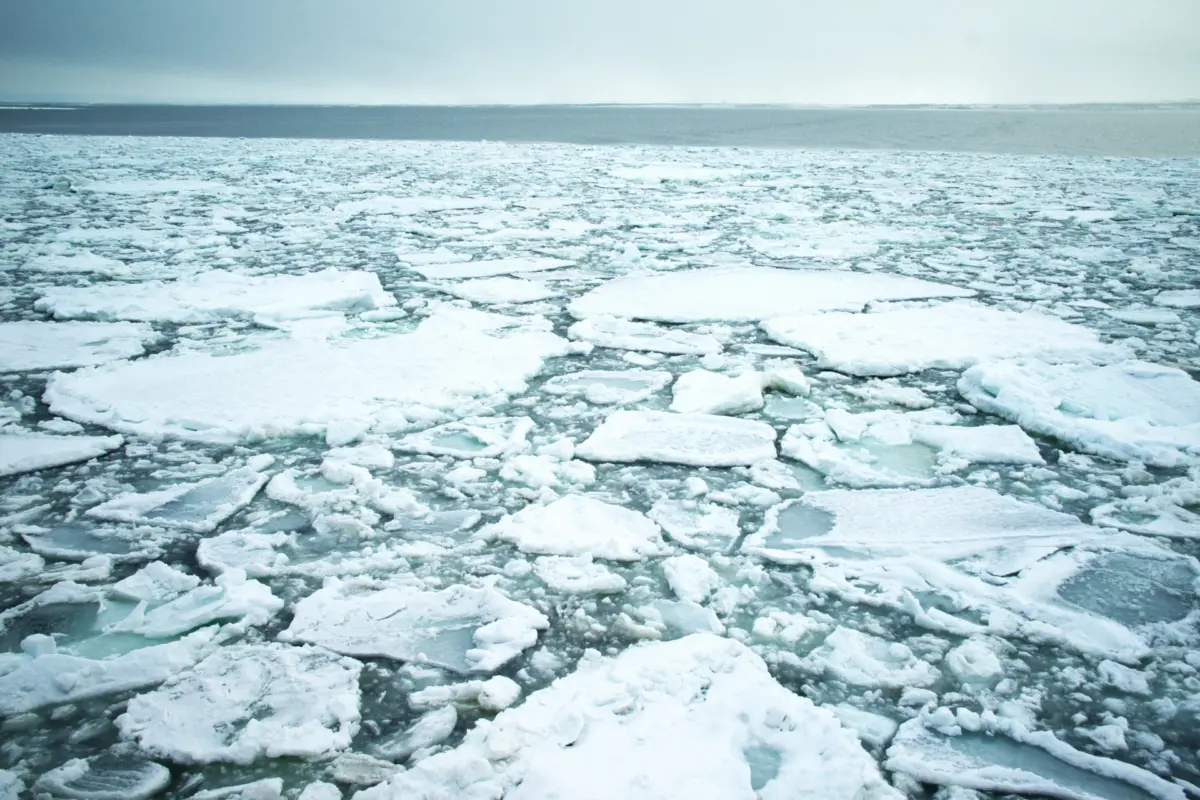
[44,308,572,443]
[569,266,975,323]
[356,634,899,800]
[958,359,1200,467]
[761,301,1119,377]
[278,580,548,673]
[35,267,395,323]
[85,466,268,533]
[117,643,362,765]
[0,321,158,372]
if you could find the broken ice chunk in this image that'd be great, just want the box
[103,569,282,638]
[279,580,548,673]
[376,705,458,761]
[533,556,628,594]
[395,416,534,459]
[1090,498,1200,540]
[85,466,268,533]
[568,315,722,355]
[804,627,939,689]
[958,359,1200,467]
[576,410,777,467]
[662,554,720,603]
[542,369,671,405]
[33,755,170,800]
[357,634,900,800]
[483,495,666,561]
[0,432,123,477]
[434,276,561,305]
[648,499,741,551]
[110,561,201,603]
[670,370,765,415]
[886,716,1184,800]
[117,643,362,764]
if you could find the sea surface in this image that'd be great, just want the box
[1,103,1199,156]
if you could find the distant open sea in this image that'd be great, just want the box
[1,104,1198,157]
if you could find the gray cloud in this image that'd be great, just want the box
[1,0,1198,104]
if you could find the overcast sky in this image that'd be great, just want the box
[1,0,1198,105]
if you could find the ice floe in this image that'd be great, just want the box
[0,320,158,372]
[886,715,1184,800]
[542,369,671,404]
[670,369,765,415]
[433,276,560,304]
[0,432,123,477]
[45,308,571,443]
[958,359,1200,467]
[576,410,777,467]
[762,302,1118,377]
[85,466,268,532]
[570,266,975,323]
[532,555,629,594]
[1153,288,1200,308]
[117,643,362,764]
[483,494,666,561]
[804,627,940,689]
[408,256,573,280]
[36,267,394,323]
[357,633,899,800]
[395,416,534,458]
[33,756,171,800]
[568,315,722,355]
[279,580,548,672]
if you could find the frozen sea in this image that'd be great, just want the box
[0,116,1199,800]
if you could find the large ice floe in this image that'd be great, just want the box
[569,266,975,322]
[762,301,1119,376]
[357,634,900,800]
[0,320,158,372]
[35,267,395,323]
[959,359,1200,466]
[278,580,549,672]
[3,134,1200,798]
[44,308,572,443]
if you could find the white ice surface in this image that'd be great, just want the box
[33,756,171,800]
[85,466,268,532]
[36,268,395,323]
[110,561,201,603]
[804,627,940,688]
[576,410,777,467]
[958,359,1200,467]
[532,555,628,594]
[409,256,573,280]
[434,276,560,304]
[648,499,742,551]
[279,579,548,673]
[117,643,362,765]
[1152,288,1200,308]
[0,321,157,372]
[355,634,900,800]
[670,370,765,415]
[0,771,20,800]
[45,309,570,443]
[103,569,282,638]
[569,266,975,323]
[886,716,1184,800]
[568,315,722,355]
[762,302,1117,377]
[483,494,666,561]
[0,432,123,477]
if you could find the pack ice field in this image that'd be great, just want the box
[0,133,1199,800]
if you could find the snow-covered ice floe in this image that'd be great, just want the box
[356,634,900,800]
[568,315,722,355]
[542,369,672,404]
[407,256,573,280]
[0,431,123,477]
[483,494,666,561]
[33,755,171,800]
[762,301,1119,376]
[569,266,975,323]
[0,320,158,372]
[117,643,362,764]
[886,715,1185,800]
[45,308,571,443]
[432,276,560,304]
[36,267,395,323]
[959,359,1200,467]
[576,410,777,466]
[278,579,548,672]
[84,466,268,532]
[394,416,534,458]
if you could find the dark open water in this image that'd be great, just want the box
[1,104,1199,157]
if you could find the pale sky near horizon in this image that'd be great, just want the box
[1,0,1198,105]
